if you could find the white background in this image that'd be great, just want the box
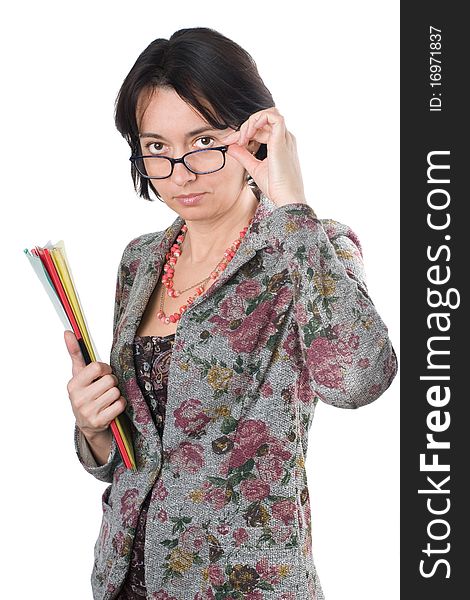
[2,1,399,598]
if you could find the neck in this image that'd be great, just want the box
[180,187,259,265]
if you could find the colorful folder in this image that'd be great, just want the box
[24,240,136,471]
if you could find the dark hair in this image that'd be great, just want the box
[114,27,275,201]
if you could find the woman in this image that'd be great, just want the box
[65,27,398,600]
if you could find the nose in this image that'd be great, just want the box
[171,160,197,186]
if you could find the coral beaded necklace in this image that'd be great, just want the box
[156,217,254,326]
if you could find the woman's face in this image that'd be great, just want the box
[136,87,257,220]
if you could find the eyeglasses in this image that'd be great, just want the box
[130,145,229,180]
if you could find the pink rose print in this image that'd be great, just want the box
[124,378,152,425]
[114,464,126,485]
[99,520,110,551]
[111,530,133,557]
[240,478,271,502]
[209,286,291,354]
[208,564,225,587]
[194,588,216,600]
[204,485,227,510]
[271,499,296,526]
[245,592,263,599]
[256,437,292,482]
[369,383,382,397]
[227,419,270,469]
[174,398,211,435]
[304,530,313,559]
[216,522,231,536]
[211,294,245,324]
[283,330,305,373]
[384,350,398,379]
[306,337,345,389]
[120,488,139,528]
[152,591,178,600]
[128,258,141,277]
[260,382,273,397]
[215,301,277,353]
[347,332,360,350]
[156,508,168,523]
[233,527,249,547]
[271,524,292,545]
[168,441,205,474]
[151,478,169,503]
[266,437,292,462]
[296,366,316,405]
[256,556,282,586]
[236,278,262,300]
[294,302,309,326]
[180,524,206,553]
[256,451,284,483]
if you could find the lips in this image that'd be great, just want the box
[175,193,205,198]
[175,193,206,206]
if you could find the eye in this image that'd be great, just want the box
[195,136,215,149]
[145,142,165,155]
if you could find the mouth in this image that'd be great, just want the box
[174,193,206,206]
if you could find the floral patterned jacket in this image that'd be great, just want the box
[74,192,398,600]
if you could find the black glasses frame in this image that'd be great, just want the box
[129,145,229,180]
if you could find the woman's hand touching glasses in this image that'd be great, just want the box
[221,107,308,208]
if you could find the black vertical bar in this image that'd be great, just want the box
[401,3,467,599]
[77,336,92,365]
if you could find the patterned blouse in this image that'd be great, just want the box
[116,332,176,599]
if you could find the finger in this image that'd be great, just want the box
[221,129,241,144]
[240,111,285,147]
[64,329,86,377]
[226,143,261,175]
[92,395,127,429]
[85,369,117,396]
[88,385,123,419]
[222,108,274,144]
[223,121,269,147]
[236,113,262,147]
[222,110,267,146]
[76,361,113,391]
[241,113,263,145]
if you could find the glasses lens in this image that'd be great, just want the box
[135,156,172,179]
[185,149,224,174]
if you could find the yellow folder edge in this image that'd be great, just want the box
[49,243,136,470]
[51,246,95,359]
[116,415,136,470]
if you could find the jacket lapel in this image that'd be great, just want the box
[113,192,277,461]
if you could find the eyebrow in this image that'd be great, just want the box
[139,127,222,141]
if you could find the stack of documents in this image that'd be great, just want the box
[24,240,136,471]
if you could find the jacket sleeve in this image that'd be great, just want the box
[264,202,398,409]
[73,244,130,482]
[74,424,121,483]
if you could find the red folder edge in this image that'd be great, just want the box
[33,246,134,470]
